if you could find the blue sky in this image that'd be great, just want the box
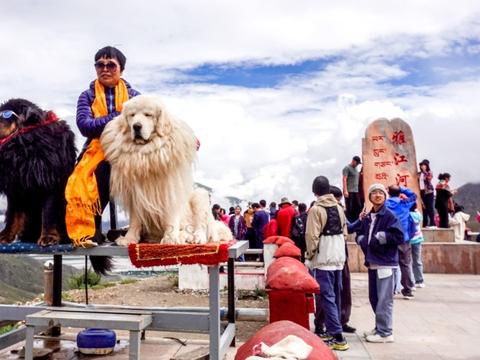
[1,0,480,204]
[179,58,336,88]
[177,38,480,90]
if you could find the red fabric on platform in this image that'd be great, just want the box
[128,241,234,267]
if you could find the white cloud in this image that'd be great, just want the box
[1,1,480,206]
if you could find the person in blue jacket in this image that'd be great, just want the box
[74,46,140,242]
[386,185,417,299]
[356,183,405,343]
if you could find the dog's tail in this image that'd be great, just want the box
[89,256,114,275]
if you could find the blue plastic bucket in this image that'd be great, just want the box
[77,328,116,355]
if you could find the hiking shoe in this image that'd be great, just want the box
[316,330,333,342]
[328,336,349,351]
[342,324,356,333]
[363,328,377,338]
[365,333,394,343]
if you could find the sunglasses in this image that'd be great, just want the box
[0,110,20,120]
[94,61,118,71]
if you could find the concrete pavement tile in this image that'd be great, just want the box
[349,273,480,359]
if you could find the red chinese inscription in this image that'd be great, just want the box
[392,130,406,145]
[396,173,410,187]
[393,152,408,165]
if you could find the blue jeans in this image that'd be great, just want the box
[411,243,424,284]
[368,269,394,337]
[314,269,343,336]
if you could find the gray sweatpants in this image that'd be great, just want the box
[368,269,394,337]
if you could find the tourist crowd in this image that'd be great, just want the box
[211,156,475,351]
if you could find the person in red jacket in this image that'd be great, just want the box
[276,197,296,238]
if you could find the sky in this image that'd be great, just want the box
[1,0,480,206]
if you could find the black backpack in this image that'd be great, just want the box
[291,215,305,239]
[321,206,343,236]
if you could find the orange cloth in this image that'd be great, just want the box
[65,79,129,247]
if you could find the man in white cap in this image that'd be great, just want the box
[355,183,405,343]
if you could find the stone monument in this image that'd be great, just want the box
[362,118,421,210]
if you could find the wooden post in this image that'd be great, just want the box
[43,261,54,306]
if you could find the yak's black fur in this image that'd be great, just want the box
[0,98,112,274]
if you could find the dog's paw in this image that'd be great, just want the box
[160,234,178,245]
[178,230,193,244]
[38,231,61,246]
[115,235,139,247]
[0,229,15,244]
[161,228,181,244]
[192,231,208,244]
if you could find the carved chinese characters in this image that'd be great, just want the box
[362,118,421,210]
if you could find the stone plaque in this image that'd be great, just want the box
[362,118,421,210]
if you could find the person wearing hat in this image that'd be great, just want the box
[276,197,296,238]
[306,176,349,351]
[342,156,363,223]
[418,159,435,227]
[355,183,405,343]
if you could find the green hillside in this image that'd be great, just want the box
[0,255,80,304]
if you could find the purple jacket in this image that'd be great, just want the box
[229,215,247,240]
[76,79,140,139]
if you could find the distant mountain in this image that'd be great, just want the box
[454,182,480,232]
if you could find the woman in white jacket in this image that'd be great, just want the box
[449,204,470,242]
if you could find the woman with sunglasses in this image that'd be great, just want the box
[65,46,140,248]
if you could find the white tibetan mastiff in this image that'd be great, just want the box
[100,95,230,246]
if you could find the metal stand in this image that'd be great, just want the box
[0,241,248,360]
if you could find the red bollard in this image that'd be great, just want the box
[266,256,319,329]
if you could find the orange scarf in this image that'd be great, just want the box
[65,79,129,247]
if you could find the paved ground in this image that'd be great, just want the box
[2,273,479,359]
[336,273,480,360]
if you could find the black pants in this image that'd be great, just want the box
[421,190,435,227]
[345,192,362,223]
[436,203,449,228]
[93,160,111,233]
[340,258,352,325]
[398,243,414,294]
[293,235,306,263]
